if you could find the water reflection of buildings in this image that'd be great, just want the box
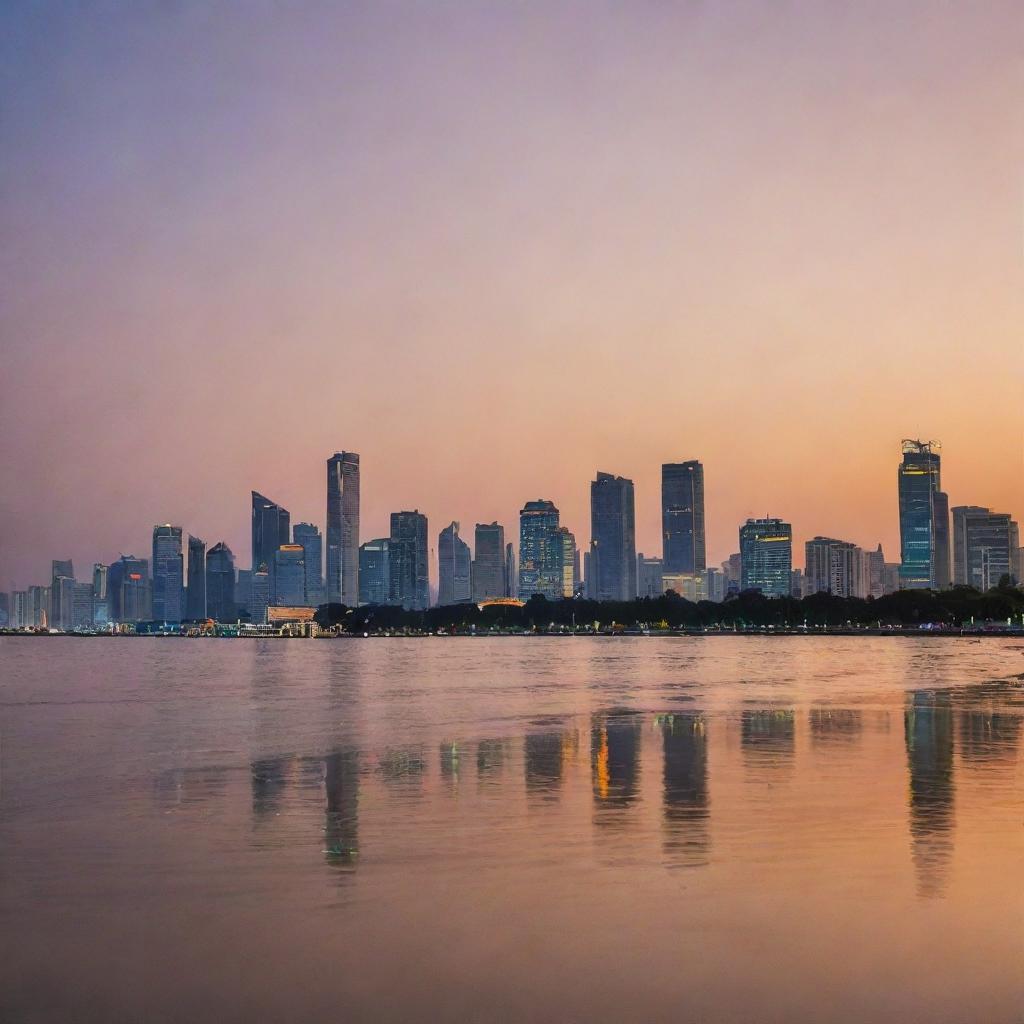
[741,710,795,772]
[658,713,710,868]
[251,756,293,817]
[476,739,506,783]
[956,684,1022,766]
[808,708,862,745]
[591,711,641,814]
[323,750,359,867]
[905,690,955,898]
[524,730,578,800]
[440,741,461,794]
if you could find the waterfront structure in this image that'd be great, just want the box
[590,472,636,601]
[72,582,94,629]
[504,542,516,599]
[206,543,236,622]
[108,555,151,623]
[472,523,506,602]
[897,440,943,589]
[185,536,206,620]
[292,523,324,606]
[251,491,290,578]
[358,538,391,605]
[518,500,563,600]
[739,518,793,597]
[274,544,307,606]
[662,461,706,577]
[438,522,472,605]
[390,510,429,610]
[637,554,664,598]
[152,525,184,622]
[326,452,360,606]
[952,507,1020,590]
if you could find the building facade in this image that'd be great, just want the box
[589,472,637,601]
[739,518,793,597]
[185,536,206,620]
[358,539,391,605]
[472,522,506,602]
[662,461,706,577]
[205,542,236,623]
[637,554,664,598]
[390,510,429,610]
[152,524,184,622]
[274,544,307,606]
[518,500,563,600]
[292,523,324,606]
[898,439,943,589]
[438,522,472,605]
[326,452,360,606]
[952,507,1020,590]
[252,491,290,576]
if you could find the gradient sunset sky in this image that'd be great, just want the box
[1,1,1022,588]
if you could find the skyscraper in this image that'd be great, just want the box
[152,524,184,622]
[250,567,271,624]
[274,544,307,605]
[897,440,941,590]
[518,500,563,600]
[292,523,324,606]
[932,490,951,589]
[206,543,236,622]
[504,542,516,599]
[326,452,360,606]
[556,527,577,599]
[358,539,391,605]
[662,461,706,576]
[186,536,206,620]
[251,492,290,575]
[50,559,73,630]
[438,522,472,605]
[589,472,637,601]
[108,555,151,623]
[472,523,506,602]
[390,510,429,610]
[952,507,1019,590]
[804,536,859,598]
[739,518,793,597]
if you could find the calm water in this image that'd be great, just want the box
[2,636,1023,1023]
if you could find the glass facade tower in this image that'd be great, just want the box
[292,523,324,606]
[661,461,706,576]
[472,523,506,602]
[589,472,637,601]
[438,522,472,605]
[185,535,206,619]
[389,510,429,610]
[205,542,236,622]
[326,452,360,606]
[739,518,793,597]
[897,440,941,590]
[518,500,562,600]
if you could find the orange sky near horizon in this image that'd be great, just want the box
[1,2,1021,588]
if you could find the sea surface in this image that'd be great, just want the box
[1,636,1023,1023]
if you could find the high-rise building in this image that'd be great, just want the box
[898,439,942,589]
[790,569,805,599]
[92,563,109,625]
[704,567,726,602]
[883,562,902,595]
[662,461,706,577]
[390,510,429,610]
[518,500,563,600]
[206,543,236,622]
[326,452,360,606]
[804,537,860,598]
[555,527,576,599]
[10,591,27,629]
[723,553,742,597]
[292,523,324,606]
[185,536,206,620]
[274,544,307,605]
[504,542,516,599]
[152,524,184,622]
[72,582,94,629]
[50,559,74,630]
[472,523,506,602]
[932,490,951,589]
[637,554,664,598]
[952,507,1019,591]
[438,522,472,605]
[235,569,252,620]
[739,518,793,597]
[359,539,391,605]
[251,492,290,576]
[589,472,637,601]
[867,545,886,599]
[250,567,271,624]
[27,585,50,628]
[108,555,151,623]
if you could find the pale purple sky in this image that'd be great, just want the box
[2,1,1022,588]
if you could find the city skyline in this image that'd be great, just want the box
[1,3,1022,592]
